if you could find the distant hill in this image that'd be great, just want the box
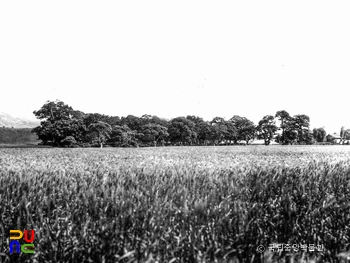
[0,127,40,145]
[0,113,40,145]
[0,112,39,128]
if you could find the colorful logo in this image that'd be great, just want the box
[9,230,35,254]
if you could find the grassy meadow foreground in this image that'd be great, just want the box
[1,146,350,263]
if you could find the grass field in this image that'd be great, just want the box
[1,146,350,263]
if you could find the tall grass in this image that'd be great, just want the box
[1,146,350,262]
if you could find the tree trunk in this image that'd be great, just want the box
[100,142,103,148]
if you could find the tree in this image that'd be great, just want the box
[209,124,224,145]
[340,128,350,144]
[340,126,345,138]
[256,115,278,145]
[140,114,153,125]
[229,115,255,144]
[84,113,108,127]
[303,130,315,145]
[292,114,310,143]
[210,117,228,145]
[313,128,326,142]
[106,116,121,127]
[108,125,138,147]
[32,121,55,145]
[32,100,86,146]
[275,110,291,144]
[283,128,298,145]
[208,118,237,145]
[196,121,212,145]
[33,100,77,122]
[168,117,197,145]
[61,136,77,147]
[32,119,86,146]
[88,121,112,148]
[149,116,169,128]
[138,123,169,146]
[275,113,310,145]
[186,116,216,145]
[344,129,350,140]
[84,113,121,128]
[121,115,142,131]
[240,123,256,145]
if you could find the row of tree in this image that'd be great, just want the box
[31,100,334,147]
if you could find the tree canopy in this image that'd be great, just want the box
[31,100,343,147]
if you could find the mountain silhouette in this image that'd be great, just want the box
[0,112,39,128]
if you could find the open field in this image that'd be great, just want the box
[1,146,350,262]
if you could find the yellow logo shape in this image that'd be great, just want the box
[10,230,23,240]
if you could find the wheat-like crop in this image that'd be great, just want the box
[1,146,350,262]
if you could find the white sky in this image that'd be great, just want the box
[1,1,349,134]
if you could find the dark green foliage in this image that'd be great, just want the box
[32,100,87,146]
[257,115,278,145]
[137,123,169,146]
[229,115,255,144]
[275,111,314,145]
[313,128,327,143]
[61,136,77,147]
[88,121,112,148]
[275,110,291,145]
[32,101,338,147]
[168,117,197,145]
[108,125,138,147]
[293,114,311,143]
